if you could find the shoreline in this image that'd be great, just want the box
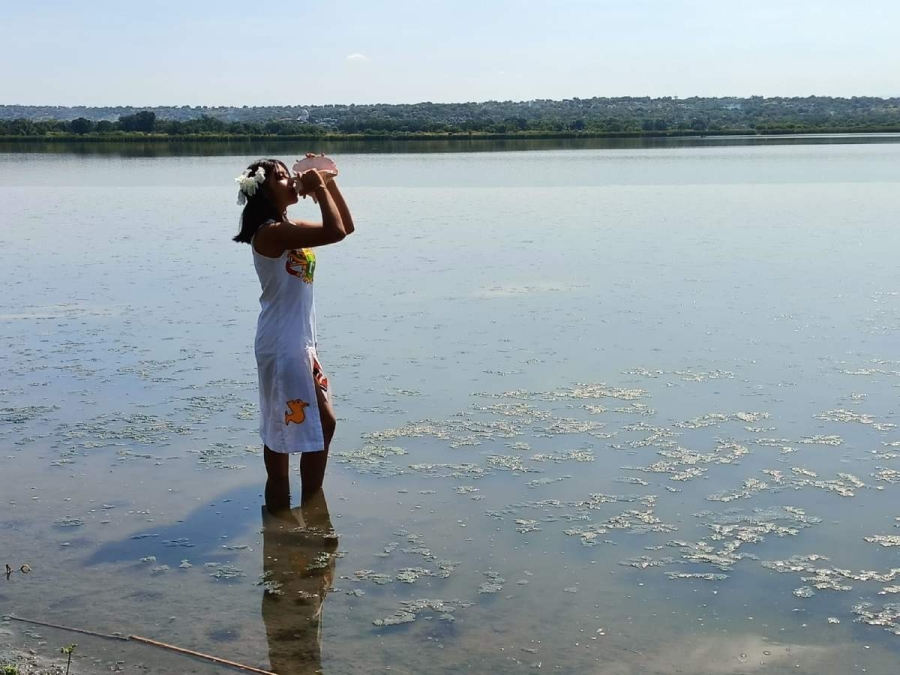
[3,128,900,144]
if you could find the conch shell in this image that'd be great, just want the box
[292,155,338,179]
[292,155,338,202]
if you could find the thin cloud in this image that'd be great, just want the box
[345,53,370,63]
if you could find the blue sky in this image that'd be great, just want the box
[5,0,898,105]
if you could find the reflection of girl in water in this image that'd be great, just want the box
[261,489,338,675]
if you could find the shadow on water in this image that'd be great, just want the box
[3,133,900,157]
[85,484,262,567]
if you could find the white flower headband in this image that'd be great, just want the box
[235,166,266,205]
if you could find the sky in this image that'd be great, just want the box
[4,0,899,106]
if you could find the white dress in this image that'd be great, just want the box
[252,222,328,454]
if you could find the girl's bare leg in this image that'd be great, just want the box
[301,384,335,501]
[264,445,291,511]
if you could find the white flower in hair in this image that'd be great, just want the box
[235,166,266,205]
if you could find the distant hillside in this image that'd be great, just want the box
[2,96,900,136]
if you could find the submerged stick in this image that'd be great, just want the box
[8,615,127,641]
[128,636,276,675]
[8,615,276,675]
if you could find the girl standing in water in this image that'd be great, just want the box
[232,156,354,503]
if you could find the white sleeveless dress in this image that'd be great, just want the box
[252,222,328,454]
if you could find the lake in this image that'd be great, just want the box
[1,138,900,674]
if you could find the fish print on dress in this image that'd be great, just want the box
[284,399,309,425]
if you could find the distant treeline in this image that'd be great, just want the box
[2,95,900,139]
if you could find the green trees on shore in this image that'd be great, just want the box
[2,96,900,139]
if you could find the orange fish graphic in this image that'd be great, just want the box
[284,399,309,425]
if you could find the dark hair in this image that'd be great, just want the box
[232,158,289,244]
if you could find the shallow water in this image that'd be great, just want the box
[1,142,900,674]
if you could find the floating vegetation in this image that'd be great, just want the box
[396,567,435,584]
[235,402,257,421]
[530,450,594,463]
[373,599,473,627]
[798,435,843,446]
[707,478,768,503]
[666,572,728,581]
[674,414,730,429]
[1,405,59,424]
[436,560,460,578]
[476,383,647,403]
[536,418,609,436]
[612,403,656,416]
[872,468,900,484]
[408,463,492,479]
[816,409,877,424]
[487,455,538,473]
[207,564,246,580]
[852,602,900,635]
[306,552,333,571]
[53,516,84,527]
[734,412,770,423]
[620,557,668,569]
[761,554,830,573]
[674,369,734,381]
[527,476,571,488]
[793,586,816,598]
[257,574,284,596]
[334,445,408,476]
[623,440,749,482]
[479,570,505,594]
[864,535,900,548]
[57,412,192,450]
[352,570,394,585]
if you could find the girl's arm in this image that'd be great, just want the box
[254,173,346,255]
[326,181,355,235]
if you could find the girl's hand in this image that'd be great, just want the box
[297,169,326,195]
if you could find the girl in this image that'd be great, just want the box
[232,156,354,503]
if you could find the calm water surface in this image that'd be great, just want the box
[1,141,899,674]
